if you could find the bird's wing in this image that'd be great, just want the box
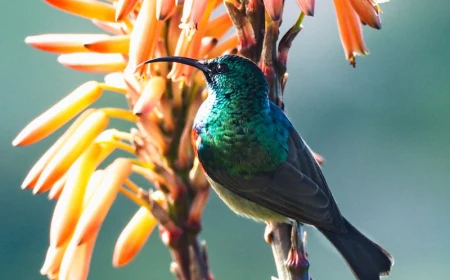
[204,129,345,232]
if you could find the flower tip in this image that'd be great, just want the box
[296,0,315,16]
[21,176,36,190]
[11,137,22,147]
[113,207,157,267]
[263,0,284,21]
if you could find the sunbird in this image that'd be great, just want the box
[143,55,393,280]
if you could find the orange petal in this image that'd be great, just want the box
[45,0,116,22]
[25,34,108,54]
[127,0,162,74]
[50,144,101,247]
[156,0,177,20]
[333,0,369,66]
[40,241,70,277]
[177,0,217,80]
[59,229,99,280]
[349,0,381,29]
[167,8,182,55]
[263,0,284,21]
[34,110,109,193]
[58,53,126,73]
[72,158,132,244]
[115,0,140,21]
[91,20,125,35]
[133,77,166,116]
[84,35,130,54]
[83,169,106,207]
[13,81,102,146]
[47,174,67,200]
[112,207,157,267]
[188,0,209,30]
[21,109,95,190]
[204,13,232,40]
[296,0,315,16]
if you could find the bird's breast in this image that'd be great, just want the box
[207,176,289,223]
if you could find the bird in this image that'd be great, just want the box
[142,54,393,280]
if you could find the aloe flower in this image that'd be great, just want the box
[14,0,388,279]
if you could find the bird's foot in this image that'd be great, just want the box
[286,245,310,276]
[286,223,310,277]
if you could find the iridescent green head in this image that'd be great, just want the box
[141,55,269,101]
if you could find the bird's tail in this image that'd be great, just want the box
[320,218,393,280]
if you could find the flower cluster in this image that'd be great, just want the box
[14,0,386,279]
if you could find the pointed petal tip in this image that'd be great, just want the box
[112,207,157,267]
[297,0,315,16]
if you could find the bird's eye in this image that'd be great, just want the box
[215,63,228,74]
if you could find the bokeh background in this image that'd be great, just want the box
[1,1,449,279]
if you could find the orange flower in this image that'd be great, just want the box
[113,205,158,267]
[16,1,231,279]
[293,0,387,65]
[332,0,386,66]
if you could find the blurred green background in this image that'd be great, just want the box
[1,1,449,279]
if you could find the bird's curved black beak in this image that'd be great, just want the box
[138,56,212,82]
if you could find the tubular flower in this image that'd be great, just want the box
[293,0,388,66]
[15,1,388,280]
[332,0,387,66]
[15,1,235,279]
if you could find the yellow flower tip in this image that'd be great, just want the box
[33,110,109,194]
[156,0,177,21]
[83,35,130,54]
[13,81,102,147]
[296,0,315,16]
[50,144,101,247]
[24,34,108,54]
[104,72,128,93]
[349,0,381,29]
[115,0,140,21]
[45,0,116,22]
[133,77,166,116]
[100,107,138,122]
[263,0,284,21]
[112,207,157,267]
[58,53,126,73]
[73,158,132,245]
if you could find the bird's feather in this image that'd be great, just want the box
[201,104,346,232]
